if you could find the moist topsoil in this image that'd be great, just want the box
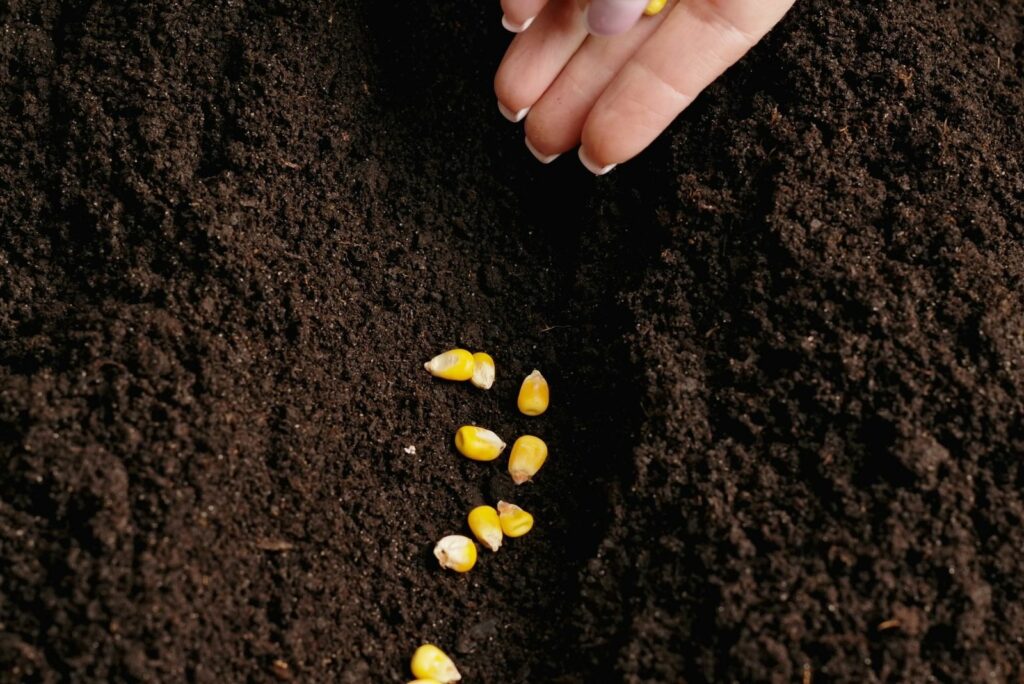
[2,0,1023,681]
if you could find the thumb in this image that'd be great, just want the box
[584,0,648,36]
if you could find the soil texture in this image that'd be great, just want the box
[1,0,1023,681]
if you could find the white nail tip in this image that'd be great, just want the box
[501,14,535,32]
[525,138,560,164]
[578,147,616,175]
[498,101,530,123]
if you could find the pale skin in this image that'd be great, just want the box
[495,0,797,174]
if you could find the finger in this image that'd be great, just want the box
[495,0,590,121]
[584,0,649,36]
[524,5,672,161]
[500,0,550,32]
[580,0,796,173]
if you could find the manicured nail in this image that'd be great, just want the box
[578,147,616,175]
[525,137,560,164]
[501,14,535,33]
[498,101,529,123]
[584,0,647,36]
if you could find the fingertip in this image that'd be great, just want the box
[579,117,625,174]
[498,100,530,123]
[584,0,647,36]
[578,146,617,175]
[494,47,528,117]
[501,14,536,32]
[500,0,548,32]
[493,64,527,121]
[525,136,561,164]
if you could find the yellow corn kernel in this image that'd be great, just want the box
[454,425,506,461]
[517,369,549,416]
[644,0,667,16]
[467,505,503,552]
[411,644,461,682]
[408,680,444,684]
[497,501,534,538]
[470,352,495,390]
[433,535,477,572]
[508,435,548,485]
[423,349,475,381]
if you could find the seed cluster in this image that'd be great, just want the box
[409,349,553,681]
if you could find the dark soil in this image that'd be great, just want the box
[1,0,1022,681]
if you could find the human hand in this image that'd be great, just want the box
[495,0,795,174]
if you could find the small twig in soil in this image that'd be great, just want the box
[256,539,295,552]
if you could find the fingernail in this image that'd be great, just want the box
[498,101,530,123]
[578,147,616,175]
[525,137,560,164]
[501,14,535,33]
[583,0,647,36]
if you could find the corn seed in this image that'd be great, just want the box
[644,0,667,15]
[470,352,495,390]
[508,435,548,484]
[497,501,534,538]
[433,535,477,573]
[411,644,461,682]
[467,505,503,552]
[517,369,549,416]
[423,349,475,381]
[454,425,506,461]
